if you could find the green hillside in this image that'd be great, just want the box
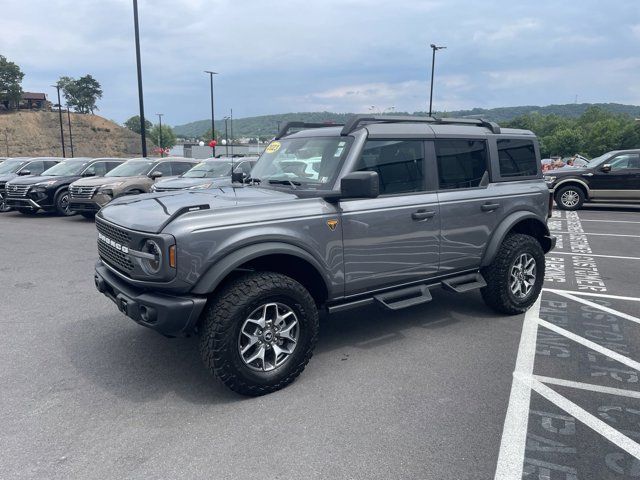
[173,103,640,139]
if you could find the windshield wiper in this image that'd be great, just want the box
[268,179,301,189]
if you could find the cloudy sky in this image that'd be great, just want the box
[2,0,639,125]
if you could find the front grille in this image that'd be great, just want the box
[96,219,135,273]
[96,219,132,245]
[6,184,30,197]
[70,185,96,199]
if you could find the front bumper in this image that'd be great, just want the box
[94,261,207,337]
[6,197,43,210]
[69,199,102,213]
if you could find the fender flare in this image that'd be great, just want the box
[191,241,332,296]
[553,178,590,196]
[480,211,550,267]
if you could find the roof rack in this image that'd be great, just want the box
[275,121,344,140]
[340,115,501,135]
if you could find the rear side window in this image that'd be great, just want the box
[354,140,424,195]
[436,139,488,190]
[497,139,538,177]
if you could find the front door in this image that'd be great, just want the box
[341,139,440,296]
[589,153,640,200]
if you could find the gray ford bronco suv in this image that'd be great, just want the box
[94,115,555,395]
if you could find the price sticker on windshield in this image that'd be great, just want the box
[265,141,281,154]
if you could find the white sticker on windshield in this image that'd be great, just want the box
[334,142,346,157]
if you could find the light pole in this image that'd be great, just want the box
[204,70,218,157]
[429,44,446,117]
[223,116,230,157]
[66,104,74,157]
[133,0,148,157]
[230,108,234,156]
[156,113,164,157]
[52,84,66,157]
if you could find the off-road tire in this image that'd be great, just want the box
[554,185,585,211]
[55,189,74,216]
[199,271,319,396]
[481,233,545,315]
[81,212,96,219]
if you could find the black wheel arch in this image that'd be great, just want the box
[481,212,552,267]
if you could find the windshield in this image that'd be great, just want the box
[0,160,28,174]
[41,161,90,176]
[106,161,155,177]
[183,161,233,178]
[586,152,617,168]
[250,137,352,189]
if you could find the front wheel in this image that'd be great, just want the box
[481,233,545,315]
[199,272,319,396]
[555,185,584,210]
[55,190,75,216]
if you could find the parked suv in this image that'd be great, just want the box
[69,157,198,216]
[545,149,640,210]
[5,158,120,215]
[151,157,258,192]
[0,157,61,212]
[93,115,555,395]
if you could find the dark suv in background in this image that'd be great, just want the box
[0,157,61,212]
[545,149,640,210]
[5,158,123,216]
[69,157,198,216]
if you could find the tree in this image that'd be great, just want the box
[0,55,25,109]
[150,124,176,150]
[58,74,103,113]
[542,128,584,157]
[124,115,152,135]
[200,128,221,142]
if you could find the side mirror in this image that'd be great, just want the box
[150,171,163,179]
[231,171,246,183]
[82,171,94,177]
[18,170,31,176]
[601,164,611,173]
[340,171,379,199]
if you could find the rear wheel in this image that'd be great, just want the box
[199,271,319,396]
[481,233,545,315]
[555,185,585,210]
[55,189,74,216]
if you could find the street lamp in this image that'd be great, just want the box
[156,113,164,157]
[223,116,230,157]
[428,44,446,117]
[204,70,218,157]
[51,84,66,157]
[66,104,74,157]
[230,108,234,156]
[132,0,148,157]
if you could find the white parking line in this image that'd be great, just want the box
[544,288,640,303]
[534,375,640,399]
[538,319,640,372]
[549,290,640,326]
[494,295,541,480]
[529,378,640,460]
[548,251,640,261]
[551,218,640,224]
[550,231,640,238]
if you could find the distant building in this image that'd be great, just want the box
[19,92,50,110]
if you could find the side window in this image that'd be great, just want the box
[171,162,193,176]
[235,161,253,174]
[152,162,173,176]
[497,139,538,177]
[106,161,123,172]
[609,154,640,171]
[353,140,425,195]
[25,161,44,174]
[44,161,58,170]
[435,139,488,190]
[83,162,107,176]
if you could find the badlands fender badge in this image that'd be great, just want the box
[326,219,338,231]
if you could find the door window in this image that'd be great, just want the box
[353,140,425,195]
[497,139,537,177]
[609,154,640,171]
[82,162,107,176]
[152,162,173,176]
[24,161,44,174]
[171,162,194,176]
[436,139,488,190]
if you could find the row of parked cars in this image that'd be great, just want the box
[0,155,258,217]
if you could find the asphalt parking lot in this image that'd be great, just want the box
[1,205,639,479]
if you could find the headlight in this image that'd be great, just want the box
[100,189,114,197]
[188,182,213,190]
[139,239,162,274]
[543,175,556,184]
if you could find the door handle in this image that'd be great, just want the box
[412,209,436,221]
[481,203,500,212]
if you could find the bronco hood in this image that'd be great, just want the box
[98,185,297,233]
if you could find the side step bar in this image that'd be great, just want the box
[374,285,432,311]
[441,273,487,294]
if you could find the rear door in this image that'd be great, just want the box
[341,139,440,296]
[435,137,501,273]
[589,153,640,200]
